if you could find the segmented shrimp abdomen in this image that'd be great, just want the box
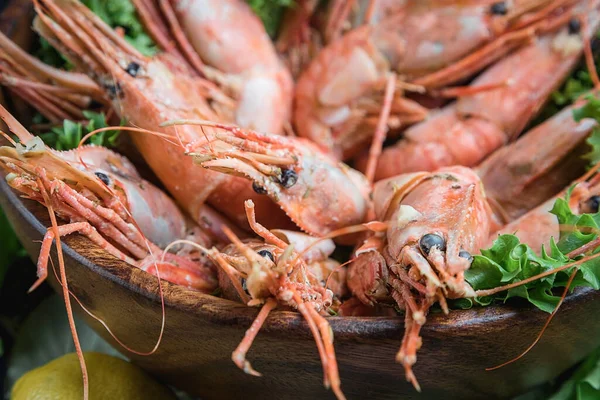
[172,0,294,134]
[172,0,280,73]
[374,3,491,78]
[457,31,585,140]
[360,110,505,180]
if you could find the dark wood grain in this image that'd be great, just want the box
[2,2,600,399]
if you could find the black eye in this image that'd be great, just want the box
[104,82,123,99]
[458,250,473,263]
[586,195,600,213]
[126,61,141,77]
[257,249,275,263]
[278,169,298,189]
[89,99,104,109]
[95,172,111,186]
[252,182,268,194]
[490,1,507,15]
[568,18,581,35]
[419,233,446,255]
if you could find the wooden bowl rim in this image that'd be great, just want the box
[3,170,597,340]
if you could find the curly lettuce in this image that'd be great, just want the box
[453,186,600,313]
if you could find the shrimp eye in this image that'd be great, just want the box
[490,1,507,15]
[257,249,275,263]
[95,172,111,186]
[419,234,446,255]
[458,250,473,263]
[586,195,600,213]
[103,82,123,99]
[278,169,298,188]
[568,18,581,34]
[126,61,141,77]
[252,182,268,194]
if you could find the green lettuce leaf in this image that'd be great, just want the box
[466,186,600,313]
[466,236,569,313]
[549,347,600,400]
[36,0,156,69]
[535,27,600,124]
[246,0,295,37]
[38,111,121,151]
[572,94,600,167]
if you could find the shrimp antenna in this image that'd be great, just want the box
[38,179,89,400]
[290,221,388,267]
[486,267,579,371]
[77,126,178,156]
[324,0,357,42]
[477,239,600,370]
[581,14,600,89]
[364,0,377,25]
[325,258,353,293]
[76,125,180,178]
[365,74,395,184]
[74,126,176,358]
[0,129,17,146]
[474,251,600,298]
[48,254,167,357]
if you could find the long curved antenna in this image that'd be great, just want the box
[485,266,579,371]
[38,179,89,400]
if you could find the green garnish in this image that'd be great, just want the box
[246,0,295,38]
[454,187,600,313]
[36,0,156,69]
[572,94,600,167]
[549,346,600,400]
[82,0,157,55]
[39,111,120,151]
[535,29,600,124]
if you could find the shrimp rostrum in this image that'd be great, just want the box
[0,103,217,292]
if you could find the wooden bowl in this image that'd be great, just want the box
[2,2,600,399]
[3,168,600,400]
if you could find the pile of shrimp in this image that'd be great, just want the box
[3,0,600,398]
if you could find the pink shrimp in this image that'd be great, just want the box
[131,0,294,134]
[362,1,599,180]
[162,119,371,237]
[32,0,297,232]
[0,103,218,292]
[294,0,578,160]
[346,166,493,389]
[181,200,346,399]
[488,167,600,252]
